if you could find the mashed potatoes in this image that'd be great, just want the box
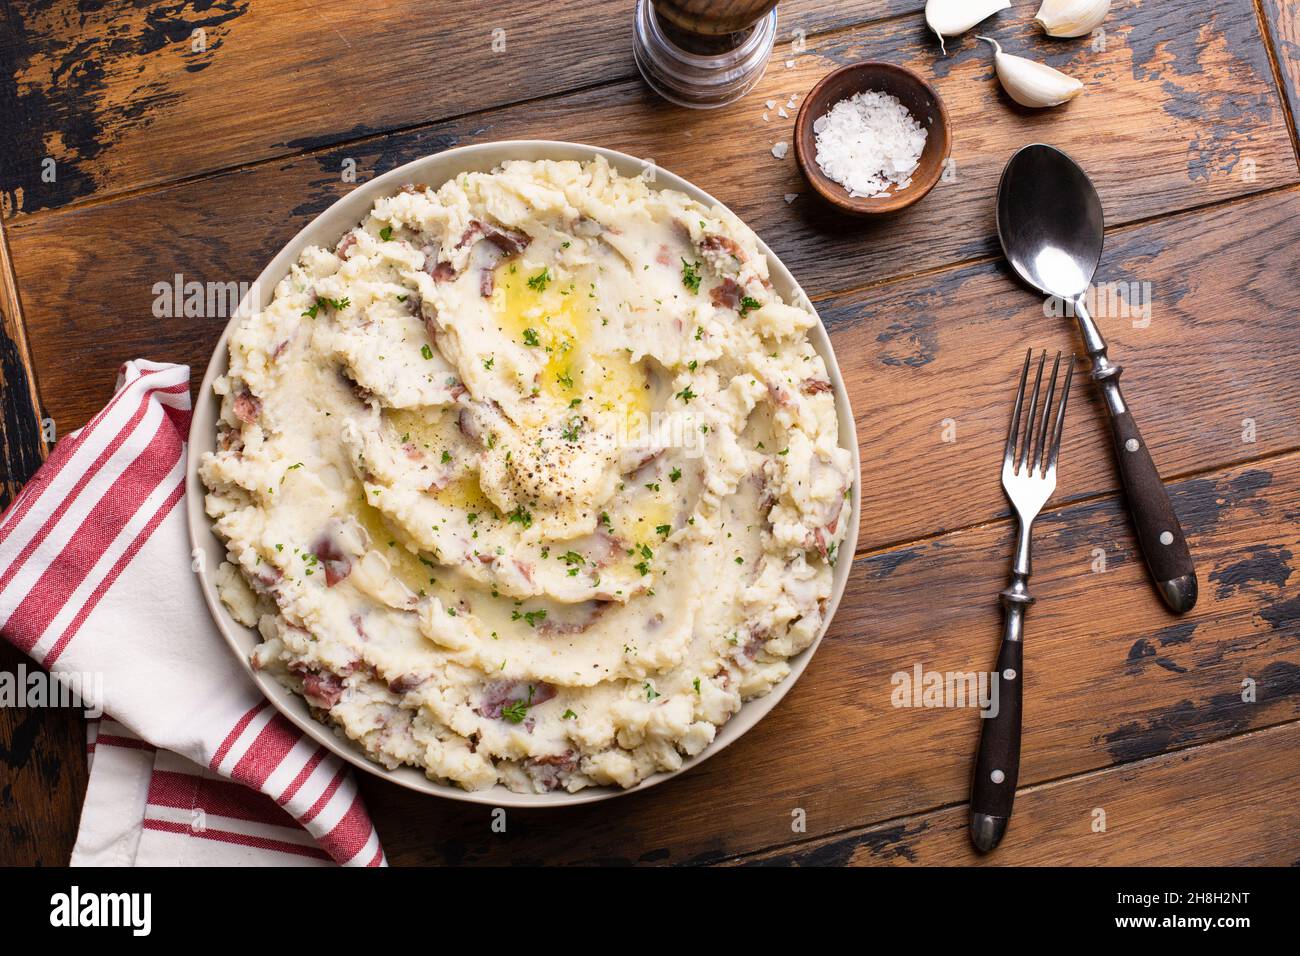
[200,157,853,793]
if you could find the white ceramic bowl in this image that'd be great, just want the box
[187,141,861,807]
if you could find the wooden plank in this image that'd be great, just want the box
[1261,0,1300,148]
[361,451,1300,866]
[11,180,1300,559]
[0,651,87,866]
[0,218,45,508]
[0,219,77,868]
[0,0,920,218]
[736,721,1300,865]
[6,1,1292,442]
[829,186,1300,550]
[6,1,1290,275]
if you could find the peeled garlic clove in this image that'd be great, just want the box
[978,36,1084,108]
[1034,0,1110,38]
[925,0,1011,55]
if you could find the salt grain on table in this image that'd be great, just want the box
[772,141,789,160]
[812,90,927,199]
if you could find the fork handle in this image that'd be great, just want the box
[970,593,1026,853]
[1106,408,1198,613]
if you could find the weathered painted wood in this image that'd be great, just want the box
[1262,0,1300,149]
[0,218,45,508]
[736,720,1300,865]
[6,1,1289,304]
[0,0,921,218]
[828,186,1300,550]
[361,452,1300,866]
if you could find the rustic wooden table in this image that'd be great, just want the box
[2,0,1298,867]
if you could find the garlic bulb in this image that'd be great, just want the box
[1034,0,1110,38]
[925,0,1011,55]
[978,36,1084,108]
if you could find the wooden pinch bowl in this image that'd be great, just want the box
[794,61,951,215]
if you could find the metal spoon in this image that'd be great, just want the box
[995,144,1197,614]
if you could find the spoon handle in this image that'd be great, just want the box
[1073,299,1198,614]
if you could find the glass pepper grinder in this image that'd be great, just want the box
[633,0,779,109]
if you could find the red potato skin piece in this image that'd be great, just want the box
[710,277,742,310]
[312,533,354,587]
[800,378,833,395]
[302,670,345,708]
[428,260,457,283]
[811,498,845,559]
[766,379,794,407]
[233,389,261,424]
[700,233,744,262]
[514,558,535,585]
[476,680,557,720]
[483,226,531,256]
[388,674,425,695]
[526,750,579,791]
[456,220,532,255]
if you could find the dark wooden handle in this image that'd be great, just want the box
[970,636,1022,852]
[1108,410,1198,613]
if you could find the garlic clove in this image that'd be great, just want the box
[925,0,1011,55]
[1034,0,1111,38]
[978,36,1084,109]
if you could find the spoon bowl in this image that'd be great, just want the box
[996,144,1104,301]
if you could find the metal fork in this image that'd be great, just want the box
[970,349,1074,853]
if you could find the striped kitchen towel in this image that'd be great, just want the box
[0,360,385,866]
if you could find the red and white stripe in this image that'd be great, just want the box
[207,700,386,866]
[1,361,386,867]
[0,361,189,659]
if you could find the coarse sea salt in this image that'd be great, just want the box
[812,90,927,199]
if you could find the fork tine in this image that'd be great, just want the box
[1034,352,1062,473]
[1005,349,1031,468]
[1046,356,1075,473]
[1018,351,1046,474]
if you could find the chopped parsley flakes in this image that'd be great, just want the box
[526,268,551,292]
[500,685,536,723]
[680,259,702,294]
